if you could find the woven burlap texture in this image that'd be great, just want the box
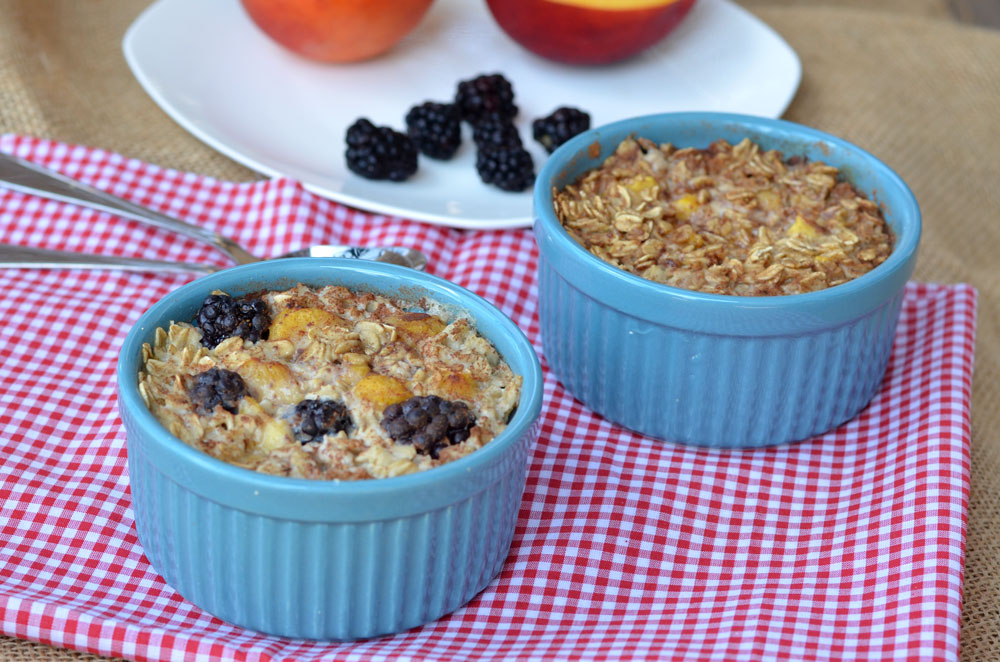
[1,0,997,660]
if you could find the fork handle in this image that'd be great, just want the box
[0,152,257,265]
[0,244,216,274]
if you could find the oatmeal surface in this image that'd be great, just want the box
[138,283,522,480]
[553,137,894,296]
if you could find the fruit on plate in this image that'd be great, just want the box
[344,118,418,181]
[533,107,591,153]
[484,0,697,65]
[239,0,435,63]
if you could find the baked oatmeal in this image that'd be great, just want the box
[138,283,522,480]
[553,136,894,296]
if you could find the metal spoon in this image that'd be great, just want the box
[0,243,425,274]
[0,152,428,271]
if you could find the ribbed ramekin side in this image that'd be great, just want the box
[538,257,905,447]
[127,425,532,640]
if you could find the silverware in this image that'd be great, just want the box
[0,243,426,274]
[0,152,428,271]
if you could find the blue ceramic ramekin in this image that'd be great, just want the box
[117,259,543,639]
[534,112,920,448]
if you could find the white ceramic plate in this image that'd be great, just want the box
[123,0,801,230]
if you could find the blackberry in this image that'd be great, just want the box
[532,107,591,153]
[475,146,535,192]
[381,395,476,459]
[189,368,247,415]
[405,102,462,160]
[454,73,517,124]
[345,118,418,182]
[196,293,270,348]
[471,114,522,150]
[289,398,353,443]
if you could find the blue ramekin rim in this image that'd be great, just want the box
[117,259,543,522]
[533,111,922,334]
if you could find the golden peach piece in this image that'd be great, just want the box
[627,175,658,193]
[673,193,700,221]
[346,363,372,382]
[353,374,413,408]
[338,352,372,384]
[387,312,447,344]
[240,358,296,392]
[429,369,479,402]
[259,418,294,451]
[788,215,820,239]
[269,307,344,342]
[756,189,782,212]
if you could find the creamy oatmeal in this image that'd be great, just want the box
[138,283,522,480]
[553,136,894,296]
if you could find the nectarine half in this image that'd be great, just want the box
[240,0,435,63]
[486,0,697,66]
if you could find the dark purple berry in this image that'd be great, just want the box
[455,73,518,124]
[188,368,246,415]
[381,395,476,459]
[345,118,418,182]
[475,146,535,192]
[471,113,523,150]
[196,293,270,348]
[532,106,591,153]
[405,102,462,160]
[289,399,353,443]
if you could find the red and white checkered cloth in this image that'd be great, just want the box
[0,135,975,662]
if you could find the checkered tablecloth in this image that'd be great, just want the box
[0,136,975,662]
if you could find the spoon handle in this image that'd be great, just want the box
[0,244,216,274]
[0,152,257,265]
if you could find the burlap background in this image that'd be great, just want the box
[1,0,997,659]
